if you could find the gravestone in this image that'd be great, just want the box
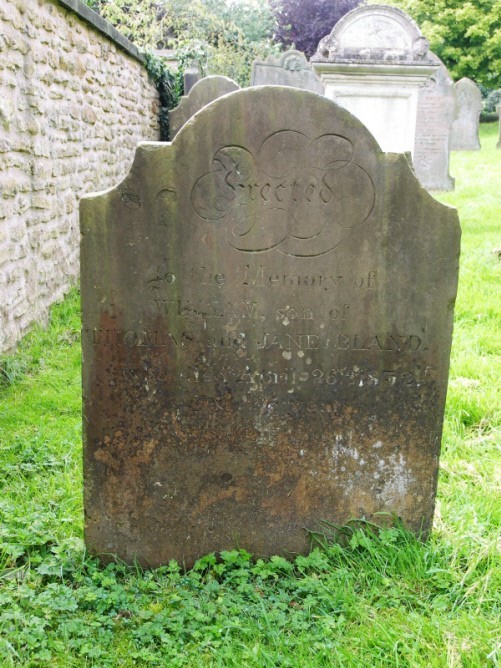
[251,50,325,94]
[81,86,460,568]
[168,75,239,138]
[413,57,455,191]
[311,5,455,190]
[450,78,483,150]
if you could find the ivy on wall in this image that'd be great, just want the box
[143,52,183,140]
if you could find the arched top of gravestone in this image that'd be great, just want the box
[251,50,325,94]
[312,4,433,65]
[168,75,240,138]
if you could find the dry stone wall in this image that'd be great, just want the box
[0,0,160,353]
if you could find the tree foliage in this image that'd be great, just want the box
[270,0,363,58]
[85,0,277,86]
[377,0,501,87]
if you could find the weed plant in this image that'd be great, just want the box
[0,126,499,666]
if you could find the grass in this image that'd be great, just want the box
[0,124,499,667]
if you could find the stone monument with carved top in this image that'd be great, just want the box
[168,75,239,138]
[81,86,460,568]
[413,56,455,191]
[251,50,325,94]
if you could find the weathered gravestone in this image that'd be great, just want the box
[450,78,483,151]
[168,75,239,138]
[413,57,456,191]
[81,86,460,568]
[251,50,325,94]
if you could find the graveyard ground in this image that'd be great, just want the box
[0,124,499,667]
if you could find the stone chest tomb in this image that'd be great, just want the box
[81,87,460,567]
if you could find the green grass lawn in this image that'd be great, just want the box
[0,124,499,667]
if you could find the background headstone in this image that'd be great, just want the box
[168,75,239,138]
[413,57,455,191]
[496,104,501,148]
[183,70,200,95]
[450,78,483,150]
[251,50,325,94]
[81,86,460,568]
